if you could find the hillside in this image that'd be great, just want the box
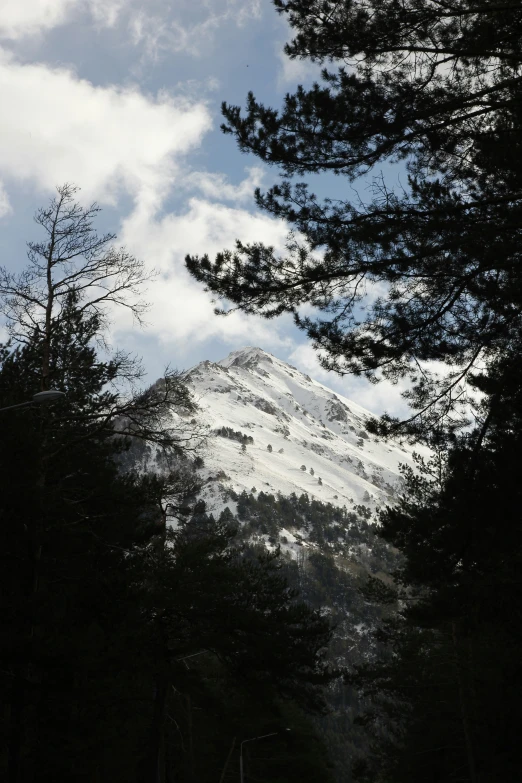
[124,346,426,781]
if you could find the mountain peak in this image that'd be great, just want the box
[218,346,274,369]
[180,346,427,518]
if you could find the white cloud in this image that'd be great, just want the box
[114,194,293,353]
[0,0,78,39]
[0,0,125,39]
[0,52,212,207]
[0,48,298,362]
[182,166,266,204]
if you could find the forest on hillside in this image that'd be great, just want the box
[218,489,403,781]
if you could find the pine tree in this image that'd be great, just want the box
[185,1,522,438]
[0,311,172,781]
[0,187,199,782]
[350,354,522,782]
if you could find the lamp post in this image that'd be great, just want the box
[0,390,65,413]
[239,729,290,783]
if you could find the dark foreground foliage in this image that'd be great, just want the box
[0,190,337,783]
[348,354,522,782]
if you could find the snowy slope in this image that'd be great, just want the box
[182,347,426,517]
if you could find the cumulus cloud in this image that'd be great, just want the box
[114,193,293,352]
[0,49,295,357]
[0,52,211,207]
[181,166,266,204]
[0,0,78,39]
[0,0,125,39]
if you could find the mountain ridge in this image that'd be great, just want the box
[181,346,425,525]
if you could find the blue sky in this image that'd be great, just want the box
[0,0,411,416]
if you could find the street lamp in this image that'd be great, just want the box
[239,729,290,783]
[0,389,65,413]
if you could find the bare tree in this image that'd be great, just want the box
[0,184,151,388]
[0,184,206,454]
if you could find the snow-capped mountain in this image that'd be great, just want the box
[177,346,419,774]
[183,346,425,517]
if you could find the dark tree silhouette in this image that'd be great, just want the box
[186,1,522,440]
